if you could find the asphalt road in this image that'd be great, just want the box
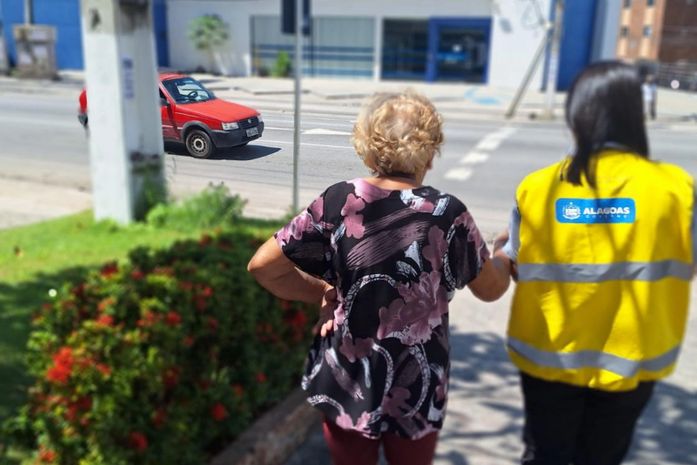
[1,91,696,237]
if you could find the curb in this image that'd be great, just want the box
[210,388,320,465]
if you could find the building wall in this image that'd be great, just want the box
[556,0,599,90]
[488,0,552,89]
[659,0,697,63]
[168,0,490,75]
[590,0,622,61]
[616,0,666,61]
[0,0,169,70]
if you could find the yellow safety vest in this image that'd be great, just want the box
[508,150,694,391]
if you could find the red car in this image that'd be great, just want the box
[78,73,264,158]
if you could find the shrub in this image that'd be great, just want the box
[271,51,292,78]
[7,229,314,465]
[146,184,247,231]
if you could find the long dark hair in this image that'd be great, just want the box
[564,61,649,186]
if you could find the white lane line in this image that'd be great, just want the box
[445,127,517,181]
[303,128,352,136]
[474,127,518,151]
[264,126,293,131]
[444,167,474,181]
[261,139,353,150]
[459,151,489,164]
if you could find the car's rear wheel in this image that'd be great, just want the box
[185,129,215,159]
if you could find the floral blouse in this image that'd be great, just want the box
[275,178,489,439]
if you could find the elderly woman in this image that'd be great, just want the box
[248,91,512,465]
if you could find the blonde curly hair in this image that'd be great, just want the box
[352,90,444,177]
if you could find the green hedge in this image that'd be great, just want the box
[6,230,313,465]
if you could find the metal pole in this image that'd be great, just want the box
[292,0,302,213]
[542,0,564,120]
[504,30,551,119]
[24,0,32,24]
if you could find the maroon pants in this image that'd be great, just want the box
[322,419,439,465]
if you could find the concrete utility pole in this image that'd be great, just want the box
[24,0,32,24]
[292,0,303,213]
[80,0,165,224]
[542,0,564,119]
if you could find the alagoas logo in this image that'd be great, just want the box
[556,198,636,224]
[561,202,581,220]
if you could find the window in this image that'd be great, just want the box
[643,25,652,37]
[621,26,630,37]
[647,0,655,6]
[624,0,631,7]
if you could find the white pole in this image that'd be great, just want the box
[292,0,303,213]
[24,0,32,24]
[80,0,165,224]
[543,0,564,120]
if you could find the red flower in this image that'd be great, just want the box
[71,283,86,298]
[279,299,292,311]
[97,297,115,313]
[231,384,244,398]
[289,311,308,329]
[207,317,219,332]
[210,402,228,421]
[179,281,193,291]
[199,234,213,246]
[165,311,182,327]
[130,269,145,280]
[128,432,148,451]
[46,347,74,384]
[256,372,267,383]
[100,261,119,278]
[198,379,211,391]
[137,311,159,328]
[39,448,56,463]
[96,363,112,377]
[96,314,114,327]
[195,296,207,312]
[163,367,180,389]
[152,408,167,428]
[65,403,80,422]
[201,286,213,298]
[182,335,195,348]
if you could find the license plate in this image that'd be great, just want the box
[246,127,259,137]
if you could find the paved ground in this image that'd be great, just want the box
[1,74,696,464]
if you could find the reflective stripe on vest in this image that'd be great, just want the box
[507,337,681,378]
[518,260,693,283]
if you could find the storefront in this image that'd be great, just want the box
[382,18,490,83]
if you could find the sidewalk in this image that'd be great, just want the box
[2,70,696,125]
[285,283,697,465]
[0,178,91,229]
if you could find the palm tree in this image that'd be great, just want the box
[187,15,230,75]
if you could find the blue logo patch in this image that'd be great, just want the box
[555,198,636,224]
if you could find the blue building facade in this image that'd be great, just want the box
[0,0,169,70]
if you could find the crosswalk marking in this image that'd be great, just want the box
[445,127,517,181]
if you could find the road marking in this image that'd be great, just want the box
[445,167,474,181]
[459,151,489,164]
[261,139,353,150]
[303,128,352,136]
[445,126,517,181]
[474,127,518,151]
[264,126,293,131]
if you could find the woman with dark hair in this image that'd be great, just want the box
[499,61,695,465]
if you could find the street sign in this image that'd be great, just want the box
[281,0,310,36]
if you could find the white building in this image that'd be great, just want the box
[166,0,619,90]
